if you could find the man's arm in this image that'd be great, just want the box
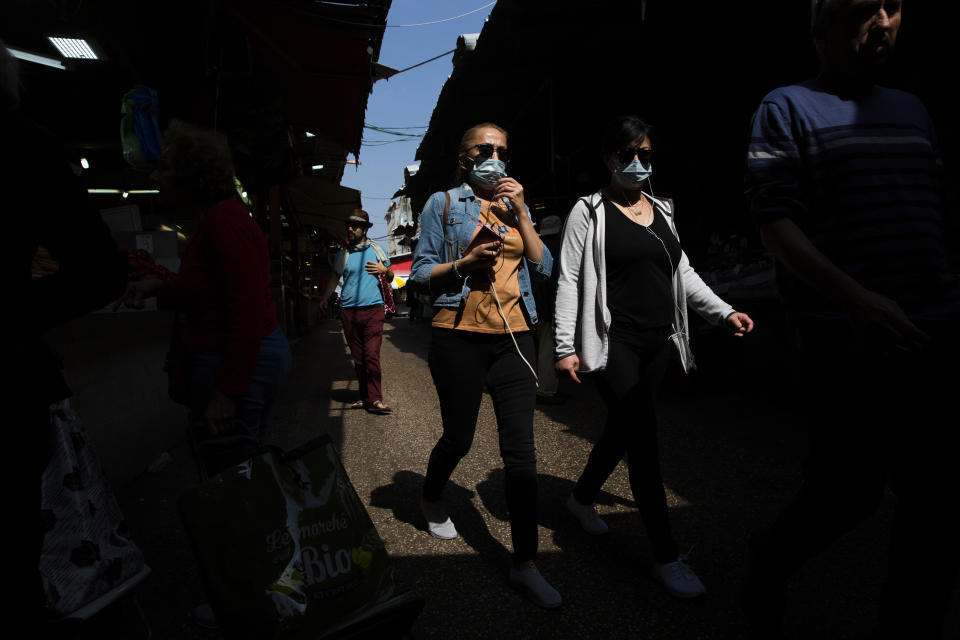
[747,95,927,350]
[760,218,928,349]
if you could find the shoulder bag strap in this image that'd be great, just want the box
[442,191,451,231]
[442,191,451,261]
[579,195,601,221]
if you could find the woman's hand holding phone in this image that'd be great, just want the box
[460,225,502,272]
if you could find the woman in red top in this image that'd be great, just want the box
[121,121,291,475]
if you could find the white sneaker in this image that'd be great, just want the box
[652,555,706,598]
[509,563,562,609]
[421,501,458,539]
[566,494,608,535]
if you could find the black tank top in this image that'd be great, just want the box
[603,197,682,336]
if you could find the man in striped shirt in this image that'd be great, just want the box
[742,1,959,638]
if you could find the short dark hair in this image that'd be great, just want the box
[600,115,653,156]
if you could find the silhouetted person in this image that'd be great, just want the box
[531,215,564,404]
[1,42,128,619]
[407,286,420,323]
[743,2,959,637]
[119,120,291,476]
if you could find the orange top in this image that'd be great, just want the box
[433,201,531,334]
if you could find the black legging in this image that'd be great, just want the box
[753,317,960,638]
[572,326,678,564]
[423,328,539,563]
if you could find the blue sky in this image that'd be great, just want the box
[340,1,495,243]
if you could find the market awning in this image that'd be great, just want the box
[387,255,411,288]
[389,255,412,277]
[284,177,362,238]
[234,0,388,157]
[0,0,391,191]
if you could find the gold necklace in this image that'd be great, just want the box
[616,189,649,223]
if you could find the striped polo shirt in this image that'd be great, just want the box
[745,79,958,315]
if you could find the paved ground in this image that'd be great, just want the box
[54,310,958,639]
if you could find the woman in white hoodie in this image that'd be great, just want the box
[554,115,753,599]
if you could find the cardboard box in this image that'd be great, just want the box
[101,205,143,233]
[114,230,179,260]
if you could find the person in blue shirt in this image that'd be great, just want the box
[320,210,393,414]
[743,2,959,637]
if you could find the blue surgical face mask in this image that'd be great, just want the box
[468,157,507,188]
[612,157,652,188]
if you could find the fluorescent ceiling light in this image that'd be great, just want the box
[312,164,324,171]
[80,158,90,169]
[48,37,98,60]
[305,132,315,138]
[5,47,65,70]
[88,188,159,195]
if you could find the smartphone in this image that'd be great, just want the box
[463,224,503,257]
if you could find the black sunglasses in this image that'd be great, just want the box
[615,147,655,166]
[465,143,511,163]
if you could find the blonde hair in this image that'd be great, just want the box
[162,119,236,206]
[458,122,508,152]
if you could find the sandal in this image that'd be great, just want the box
[365,400,392,415]
[349,400,365,409]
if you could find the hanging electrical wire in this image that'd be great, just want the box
[386,2,495,27]
[361,140,413,147]
[315,1,495,29]
[364,125,425,138]
[365,125,428,130]
[361,138,419,144]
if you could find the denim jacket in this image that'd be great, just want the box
[410,183,553,326]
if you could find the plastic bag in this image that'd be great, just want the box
[39,400,150,618]
[180,434,422,639]
[377,273,396,317]
[120,85,162,170]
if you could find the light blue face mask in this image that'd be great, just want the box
[468,158,507,188]
[612,157,652,188]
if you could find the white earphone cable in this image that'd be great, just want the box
[489,275,539,387]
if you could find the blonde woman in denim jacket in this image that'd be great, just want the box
[409,123,559,608]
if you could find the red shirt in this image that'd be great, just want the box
[158,199,278,396]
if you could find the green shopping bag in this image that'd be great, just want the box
[180,434,422,639]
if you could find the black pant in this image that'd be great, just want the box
[572,327,679,564]
[423,328,539,563]
[754,316,960,638]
